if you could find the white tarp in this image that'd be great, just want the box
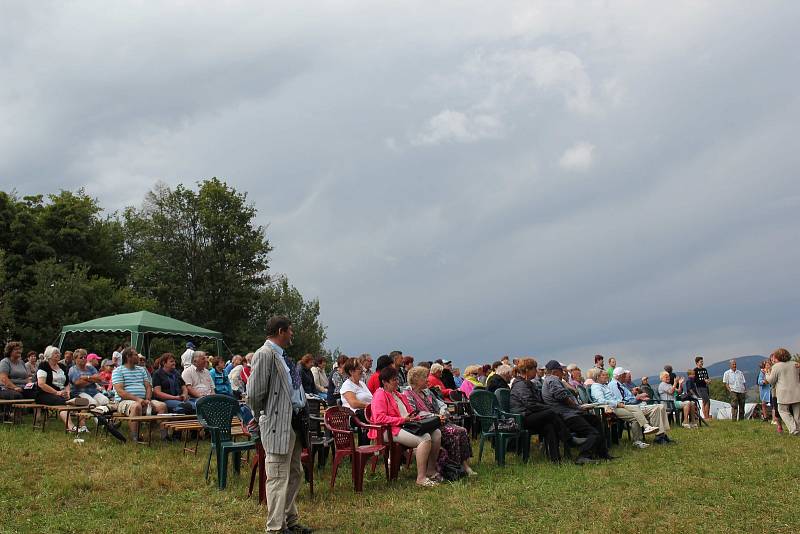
[700,399,757,420]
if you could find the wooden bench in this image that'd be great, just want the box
[12,403,87,432]
[0,398,34,424]
[104,413,197,445]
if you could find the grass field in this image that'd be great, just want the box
[1,417,799,534]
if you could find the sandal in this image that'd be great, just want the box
[416,477,439,488]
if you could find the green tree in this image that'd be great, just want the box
[708,379,729,402]
[16,259,155,350]
[247,275,327,358]
[123,179,274,352]
[0,250,12,341]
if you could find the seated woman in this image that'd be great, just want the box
[658,371,697,428]
[310,355,329,401]
[427,363,453,399]
[36,346,83,432]
[339,358,372,411]
[68,348,109,406]
[403,366,475,476]
[510,358,586,464]
[209,356,234,397]
[152,353,192,413]
[458,365,484,397]
[297,354,317,396]
[369,366,442,487]
[1,341,36,400]
[486,364,512,393]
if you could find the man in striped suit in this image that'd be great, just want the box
[247,316,312,534]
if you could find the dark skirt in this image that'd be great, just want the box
[440,422,472,465]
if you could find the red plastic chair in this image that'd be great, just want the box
[323,406,387,492]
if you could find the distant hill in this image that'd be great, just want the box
[639,354,766,387]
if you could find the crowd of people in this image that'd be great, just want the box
[3,326,800,534]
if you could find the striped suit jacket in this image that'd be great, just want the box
[247,341,294,455]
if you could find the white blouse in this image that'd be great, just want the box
[339,379,372,409]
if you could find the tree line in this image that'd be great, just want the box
[0,178,325,359]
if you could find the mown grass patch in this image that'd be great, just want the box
[1,419,799,533]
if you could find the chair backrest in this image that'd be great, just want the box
[307,396,327,416]
[577,385,592,405]
[495,388,512,412]
[196,394,239,442]
[469,390,499,433]
[324,406,355,450]
[449,390,465,402]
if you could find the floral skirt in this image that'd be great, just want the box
[440,422,472,465]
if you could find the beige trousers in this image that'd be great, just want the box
[612,406,648,441]
[778,403,800,435]
[638,404,670,434]
[264,427,303,533]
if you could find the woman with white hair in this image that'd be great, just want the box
[404,366,476,476]
[427,363,453,399]
[36,346,83,432]
[486,364,513,393]
[658,371,697,428]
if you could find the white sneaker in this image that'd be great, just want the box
[633,440,650,449]
[643,425,659,435]
[682,423,691,429]
[78,426,90,433]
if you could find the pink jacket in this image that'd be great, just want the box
[368,387,413,439]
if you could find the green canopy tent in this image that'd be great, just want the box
[57,310,225,358]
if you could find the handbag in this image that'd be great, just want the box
[402,414,441,436]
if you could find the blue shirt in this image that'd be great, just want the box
[210,368,233,396]
[589,382,621,408]
[68,365,99,397]
[608,379,639,404]
[112,365,150,401]
[266,340,306,411]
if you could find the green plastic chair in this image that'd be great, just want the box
[470,390,529,466]
[196,395,256,490]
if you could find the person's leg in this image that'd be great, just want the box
[729,391,738,420]
[613,408,644,442]
[392,430,429,483]
[284,428,305,529]
[791,403,800,435]
[739,393,746,421]
[562,415,598,458]
[777,404,797,434]
[642,404,670,434]
[0,389,22,400]
[264,435,291,532]
[426,429,442,477]
[128,401,142,439]
[540,423,562,463]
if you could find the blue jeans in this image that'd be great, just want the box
[163,399,185,413]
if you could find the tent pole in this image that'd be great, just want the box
[57,332,66,352]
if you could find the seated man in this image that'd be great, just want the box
[152,353,192,413]
[541,360,612,464]
[609,368,675,445]
[587,368,658,449]
[181,351,214,407]
[112,348,167,442]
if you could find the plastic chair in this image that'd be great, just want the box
[363,404,412,481]
[469,390,529,466]
[306,398,333,470]
[196,395,256,490]
[323,406,387,492]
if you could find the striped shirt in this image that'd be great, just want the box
[112,365,150,401]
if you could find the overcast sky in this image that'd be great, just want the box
[2,1,799,375]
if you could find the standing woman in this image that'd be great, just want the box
[765,348,800,435]
[404,366,475,475]
[36,346,81,432]
[757,360,771,421]
[1,341,35,400]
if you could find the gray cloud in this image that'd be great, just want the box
[2,1,799,374]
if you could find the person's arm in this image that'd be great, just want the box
[723,372,731,391]
[246,350,270,417]
[370,390,407,426]
[37,370,64,396]
[0,367,21,392]
[342,391,368,409]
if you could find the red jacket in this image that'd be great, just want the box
[366,371,381,394]
[427,374,452,399]
[368,387,413,439]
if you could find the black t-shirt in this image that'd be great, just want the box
[152,368,185,397]
[694,367,709,388]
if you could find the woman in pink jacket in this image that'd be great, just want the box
[369,366,442,487]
